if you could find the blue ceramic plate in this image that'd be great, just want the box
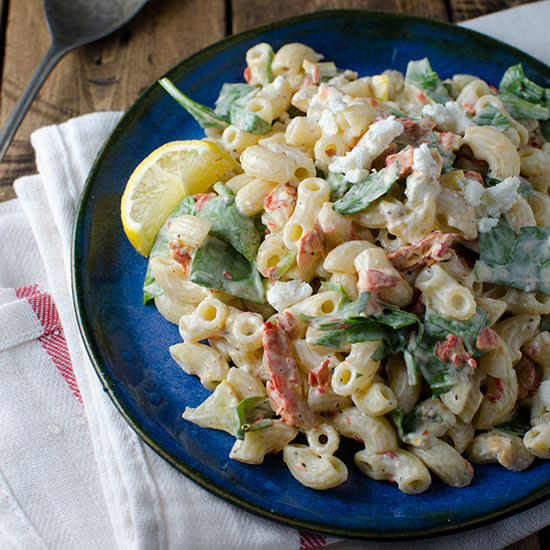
[73,11,550,539]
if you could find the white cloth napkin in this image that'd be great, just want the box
[1,2,549,549]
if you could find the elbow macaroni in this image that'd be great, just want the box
[133,42,550,494]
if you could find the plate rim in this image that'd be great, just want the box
[72,9,550,540]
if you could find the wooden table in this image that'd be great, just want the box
[0,0,546,548]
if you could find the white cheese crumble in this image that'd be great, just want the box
[328,94,349,114]
[477,217,500,233]
[422,101,476,134]
[318,110,339,136]
[328,116,404,183]
[458,175,520,232]
[307,85,344,121]
[405,144,441,204]
[314,90,351,136]
[266,280,313,312]
[482,177,521,218]
[412,143,438,175]
[461,177,485,208]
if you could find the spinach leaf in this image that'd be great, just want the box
[474,216,550,295]
[301,292,371,330]
[228,89,272,135]
[423,307,489,357]
[539,315,550,333]
[321,281,351,308]
[214,83,257,120]
[335,291,372,319]
[333,167,400,214]
[314,330,349,349]
[498,92,550,120]
[143,195,196,303]
[497,64,550,120]
[198,184,261,263]
[158,78,229,129]
[491,406,532,437]
[343,321,393,344]
[143,271,164,305]
[230,103,272,135]
[373,307,423,331]
[371,330,408,361]
[499,64,550,106]
[190,236,265,303]
[326,172,352,201]
[406,307,490,395]
[265,46,274,83]
[473,104,511,130]
[265,250,296,281]
[313,321,398,355]
[391,407,423,439]
[476,215,516,265]
[300,292,420,357]
[386,106,418,119]
[405,306,490,394]
[405,58,451,104]
[410,342,457,395]
[403,348,419,385]
[233,395,274,440]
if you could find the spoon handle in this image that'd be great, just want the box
[0,44,65,162]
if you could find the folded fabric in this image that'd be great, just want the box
[16,114,308,550]
[0,2,549,549]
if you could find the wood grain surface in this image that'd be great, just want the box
[230,0,448,34]
[0,1,546,548]
[0,0,225,200]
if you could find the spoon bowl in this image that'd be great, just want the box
[0,0,148,161]
[44,0,147,50]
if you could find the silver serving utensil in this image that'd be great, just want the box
[0,0,147,161]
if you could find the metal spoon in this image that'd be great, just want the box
[0,0,147,161]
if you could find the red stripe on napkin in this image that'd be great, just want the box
[298,530,327,548]
[15,285,82,403]
[15,283,39,298]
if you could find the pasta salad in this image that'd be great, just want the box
[127,42,550,493]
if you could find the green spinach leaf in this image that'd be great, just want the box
[423,307,489,357]
[158,78,229,129]
[143,195,196,303]
[233,395,274,440]
[214,83,257,120]
[473,104,511,130]
[498,92,550,120]
[198,184,261,263]
[190,236,265,303]
[474,216,550,295]
[499,64,550,107]
[333,167,400,214]
[491,407,532,437]
[405,58,451,104]
[326,172,352,201]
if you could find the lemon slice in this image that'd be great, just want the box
[121,140,236,256]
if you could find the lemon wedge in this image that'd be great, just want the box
[121,140,236,256]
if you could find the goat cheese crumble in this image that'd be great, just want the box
[328,116,404,183]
